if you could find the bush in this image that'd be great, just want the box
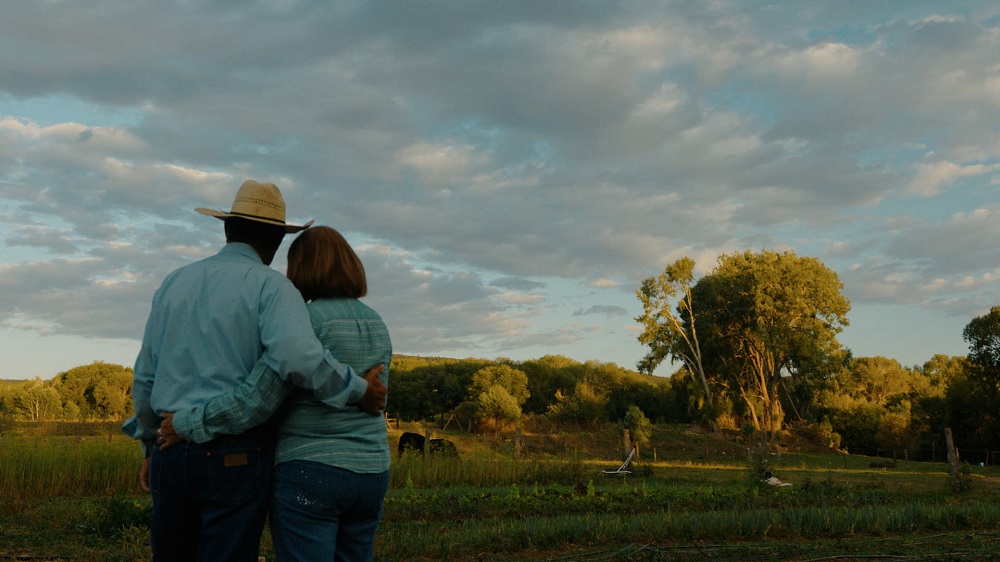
[547,383,608,426]
[85,493,152,540]
[621,405,653,449]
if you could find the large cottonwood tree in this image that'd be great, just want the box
[691,250,850,432]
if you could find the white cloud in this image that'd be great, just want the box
[396,142,484,185]
[589,278,619,289]
[573,305,627,317]
[498,292,545,306]
[772,42,865,87]
[908,161,998,196]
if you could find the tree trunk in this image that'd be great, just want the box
[744,343,785,432]
[738,385,762,431]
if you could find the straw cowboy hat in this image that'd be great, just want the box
[195,180,314,233]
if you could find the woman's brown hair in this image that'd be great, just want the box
[286,226,367,300]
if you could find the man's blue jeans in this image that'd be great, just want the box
[270,460,389,562]
[149,435,274,562]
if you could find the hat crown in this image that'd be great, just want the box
[230,181,286,223]
[194,179,313,233]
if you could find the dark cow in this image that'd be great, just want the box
[397,432,459,458]
[428,438,459,458]
[398,432,426,455]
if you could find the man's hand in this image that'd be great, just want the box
[356,364,387,416]
[140,457,151,492]
[157,412,183,451]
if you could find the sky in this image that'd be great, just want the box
[2,1,999,380]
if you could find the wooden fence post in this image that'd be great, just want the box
[945,428,962,489]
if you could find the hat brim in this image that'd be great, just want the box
[195,208,313,233]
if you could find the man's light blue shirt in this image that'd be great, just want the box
[122,243,367,456]
[170,298,392,474]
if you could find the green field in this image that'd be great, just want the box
[1,421,998,561]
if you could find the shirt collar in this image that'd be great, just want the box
[221,242,264,263]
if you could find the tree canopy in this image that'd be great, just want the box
[959,307,1000,449]
[639,250,850,432]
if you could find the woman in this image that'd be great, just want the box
[270,225,392,561]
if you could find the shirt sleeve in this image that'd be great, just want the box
[171,357,292,443]
[122,301,161,458]
[257,276,368,408]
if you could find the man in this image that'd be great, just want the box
[122,180,386,562]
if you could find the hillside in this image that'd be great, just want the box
[387,421,771,465]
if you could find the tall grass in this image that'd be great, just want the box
[390,450,588,488]
[0,434,142,498]
[1,432,591,500]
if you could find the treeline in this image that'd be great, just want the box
[4,348,995,464]
[389,354,683,427]
[0,362,133,421]
[388,352,995,463]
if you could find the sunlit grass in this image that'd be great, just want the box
[0,434,142,499]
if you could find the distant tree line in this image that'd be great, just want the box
[387,350,995,462]
[0,361,134,421]
[389,354,684,432]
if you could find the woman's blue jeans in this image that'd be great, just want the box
[269,460,389,562]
